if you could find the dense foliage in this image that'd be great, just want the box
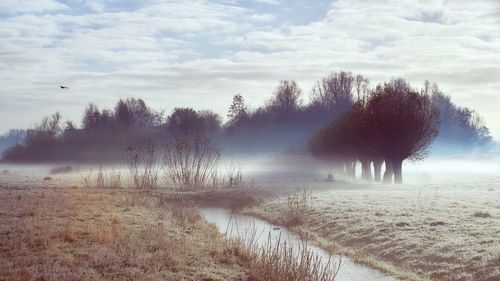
[311,79,440,184]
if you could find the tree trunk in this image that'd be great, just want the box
[351,161,356,178]
[373,159,383,182]
[361,159,372,181]
[383,159,393,184]
[393,158,403,184]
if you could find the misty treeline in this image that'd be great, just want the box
[1,71,492,165]
[0,129,25,155]
[311,79,439,184]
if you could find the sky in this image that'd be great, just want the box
[0,0,499,138]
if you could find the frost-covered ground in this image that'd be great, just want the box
[1,158,499,281]
[244,159,500,281]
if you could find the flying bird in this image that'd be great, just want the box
[59,85,69,90]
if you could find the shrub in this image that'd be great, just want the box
[163,136,220,190]
[284,186,313,227]
[127,140,158,189]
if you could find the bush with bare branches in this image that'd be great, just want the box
[127,140,158,189]
[163,136,221,190]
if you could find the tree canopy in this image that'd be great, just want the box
[1,72,491,163]
[310,79,440,184]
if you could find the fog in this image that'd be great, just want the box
[222,154,500,186]
[1,153,499,186]
[400,156,500,184]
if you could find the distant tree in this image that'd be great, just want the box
[64,120,76,131]
[309,103,379,180]
[99,109,114,128]
[310,117,358,177]
[115,99,132,127]
[166,108,199,135]
[3,112,63,161]
[311,79,439,184]
[114,98,162,127]
[198,110,222,135]
[367,79,439,184]
[82,103,101,130]
[268,80,302,113]
[0,129,26,155]
[310,71,355,111]
[354,74,369,103]
[227,94,248,124]
[2,129,25,143]
[30,112,62,140]
[166,108,221,137]
[427,82,492,151]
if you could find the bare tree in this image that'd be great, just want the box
[429,83,492,151]
[354,74,369,103]
[268,80,302,113]
[311,71,354,110]
[82,103,101,130]
[26,112,62,141]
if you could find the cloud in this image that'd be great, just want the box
[249,13,276,22]
[0,0,499,139]
[251,0,281,5]
[0,0,67,14]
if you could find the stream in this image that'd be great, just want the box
[200,208,399,281]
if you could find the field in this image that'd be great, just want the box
[0,162,499,281]
[0,168,249,281]
[245,179,500,281]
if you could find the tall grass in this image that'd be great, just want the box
[225,161,245,188]
[236,230,341,281]
[284,186,313,227]
[127,140,158,189]
[82,166,124,189]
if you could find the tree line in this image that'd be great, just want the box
[311,78,440,184]
[1,71,492,168]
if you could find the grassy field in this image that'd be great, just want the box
[244,180,500,281]
[0,165,342,281]
[0,171,250,281]
[1,163,499,281]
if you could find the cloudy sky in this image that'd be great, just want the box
[1,0,499,138]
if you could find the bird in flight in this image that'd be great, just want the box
[59,85,69,89]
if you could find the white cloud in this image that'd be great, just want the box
[252,0,281,5]
[249,13,275,22]
[0,0,67,14]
